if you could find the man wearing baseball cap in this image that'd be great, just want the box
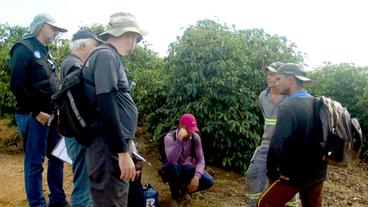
[81,12,144,206]
[60,28,102,207]
[9,13,68,207]
[246,62,300,207]
[161,113,214,207]
[258,63,327,207]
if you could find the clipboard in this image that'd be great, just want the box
[51,136,73,165]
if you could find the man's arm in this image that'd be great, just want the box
[164,132,183,164]
[94,50,135,181]
[192,133,205,177]
[96,92,129,152]
[10,44,35,114]
[267,107,294,181]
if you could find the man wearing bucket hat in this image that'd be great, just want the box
[81,12,144,206]
[60,28,103,207]
[9,13,68,207]
[160,113,214,207]
[257,63,327,207]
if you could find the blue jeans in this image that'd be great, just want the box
[64,137,92,207]
[162,164,214,199]
[15,114,67,207]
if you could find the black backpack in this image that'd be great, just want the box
[51,47,106,145]
[315,96,363,167]
[158,128,177,164]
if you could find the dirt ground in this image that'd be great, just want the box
[0,120,367,207]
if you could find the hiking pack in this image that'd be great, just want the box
[315,96,363,167]
[51,47,107,145]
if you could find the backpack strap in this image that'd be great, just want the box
[18,39,36,54]
[81,45,111,69]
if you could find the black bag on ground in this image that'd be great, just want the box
[315,96,363,167]
[128,155,145,207]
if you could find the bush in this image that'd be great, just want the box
[124,44,166,121]
[147,19,304,174]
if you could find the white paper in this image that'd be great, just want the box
[51,136,73,165]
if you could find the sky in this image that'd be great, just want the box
[1,0,368,69]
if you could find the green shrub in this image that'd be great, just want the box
[147,19,304,174]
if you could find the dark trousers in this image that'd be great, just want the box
[86,136,130,207]
[162,163,214,199]
[257,180,323,207]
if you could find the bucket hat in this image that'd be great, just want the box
[100,12,146,42]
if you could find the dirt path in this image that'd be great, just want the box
[0,121,367,206]
[0,151,367,206]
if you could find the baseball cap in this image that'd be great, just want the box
[277,63,312,82]
[72,28,103,43]
[23,13,67,39]
[179,114,199,133]
[262,62,285,73]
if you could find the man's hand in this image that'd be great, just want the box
[36,112,51,125]
[187,175,200,193]
[177,128,188,141]
[118,152,136,182]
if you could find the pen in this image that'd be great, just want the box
[132,151,152,167]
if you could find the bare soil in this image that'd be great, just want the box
[0,120,367,207]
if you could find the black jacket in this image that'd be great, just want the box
[267,96,327,187]
[10,38,58,115]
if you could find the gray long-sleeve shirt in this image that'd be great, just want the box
[258,87,286,145]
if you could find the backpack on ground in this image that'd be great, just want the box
[128,155,145,207]
[128,148,159,207]
[143,183,159,207]
[51,47,106,145]
[315,96,363,167]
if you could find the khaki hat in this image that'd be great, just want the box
[100,12,146,42]
[277,63,312,82]
[262,62,285,73]
[23,13,67,39]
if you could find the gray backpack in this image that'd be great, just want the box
[315,96,362,167]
